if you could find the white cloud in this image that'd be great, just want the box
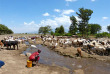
[43,12,50,16]
[12,15,84,33]
[10,21,40,33]
[101,25,108,32]
[39,15,71,31]
[65,0,77,6]
[19,15,71,33]
[62,9,75,15]
[102,17,108,20]
[91,0,95,2]
[24,21,36,25]
[65,0,77,2]
[75,16,81,21]
[54,9,61,12]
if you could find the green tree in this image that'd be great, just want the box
[76,8,93,37]
[38,25,51,35]
[69,16,77,35]
[59,25,64,34]
[38,27,44,34]
[50,31,54,35]
[55,25,65,35]
[0,24,13,34]
[55,27,60,33]
[107,25,110,33]
[89,24,101,34]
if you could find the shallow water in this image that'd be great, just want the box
[23,44,110,74]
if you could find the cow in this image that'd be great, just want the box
[1,40,18,50]
[0,41,3,47]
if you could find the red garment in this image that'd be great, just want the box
[29,52,39,61]
[36,56,40,61]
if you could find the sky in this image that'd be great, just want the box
[0,0,110,33]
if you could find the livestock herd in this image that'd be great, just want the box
[42,36,110,56]
[0,35,110,56]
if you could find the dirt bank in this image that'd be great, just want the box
[38,40,110,62]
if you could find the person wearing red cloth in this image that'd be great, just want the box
[29,50,41,65]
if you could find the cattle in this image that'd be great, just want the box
[0,41,3,47]
[1,40,18,50]
[31,36,36,40]
[106,47,110,55]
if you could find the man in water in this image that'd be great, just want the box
[29,50,41,65]
[0,60,5,68]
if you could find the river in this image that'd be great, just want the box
[23,44,110,74]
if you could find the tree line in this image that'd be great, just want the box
[0,24,13,35]
[38,8,109,38]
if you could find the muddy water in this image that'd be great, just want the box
[23,44,110,74]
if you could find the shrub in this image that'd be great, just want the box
[64,33,72,36]
[96,32,109,38]
[54,33,61,36]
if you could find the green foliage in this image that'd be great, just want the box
[89,24,101,34]
[96,32,110,38]
[55,27,60,33]
[107,25,110,33]
[55,25,65,34]
[50,31,54,35]
[38,25,51,35]
[64,33,72,36]
[54,33,61,36]
[69,16,77,35]
[76,8,93,37]
[77,33,82,37]
[76,8,93,22]
[59,25,64,34]
[0,24,13,34]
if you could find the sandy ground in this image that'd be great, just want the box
[0,34,69,74]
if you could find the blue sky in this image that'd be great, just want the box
[0,0,110,33]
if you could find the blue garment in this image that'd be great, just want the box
[0,60,5,68]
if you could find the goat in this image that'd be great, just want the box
[77,48,82,57]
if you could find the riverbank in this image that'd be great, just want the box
[34,39,110,62]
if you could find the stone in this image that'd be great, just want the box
[20,54,25,56]
[26,53,31,57]
[73,69,84,74]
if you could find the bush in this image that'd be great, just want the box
[77,33,82,37]
[64,33,72,36]
[54,33,61,36]
[96,32,109,38]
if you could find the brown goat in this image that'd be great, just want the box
[77,48,82,57]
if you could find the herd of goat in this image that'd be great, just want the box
[42,36,110,56]
[0,35,110,56]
